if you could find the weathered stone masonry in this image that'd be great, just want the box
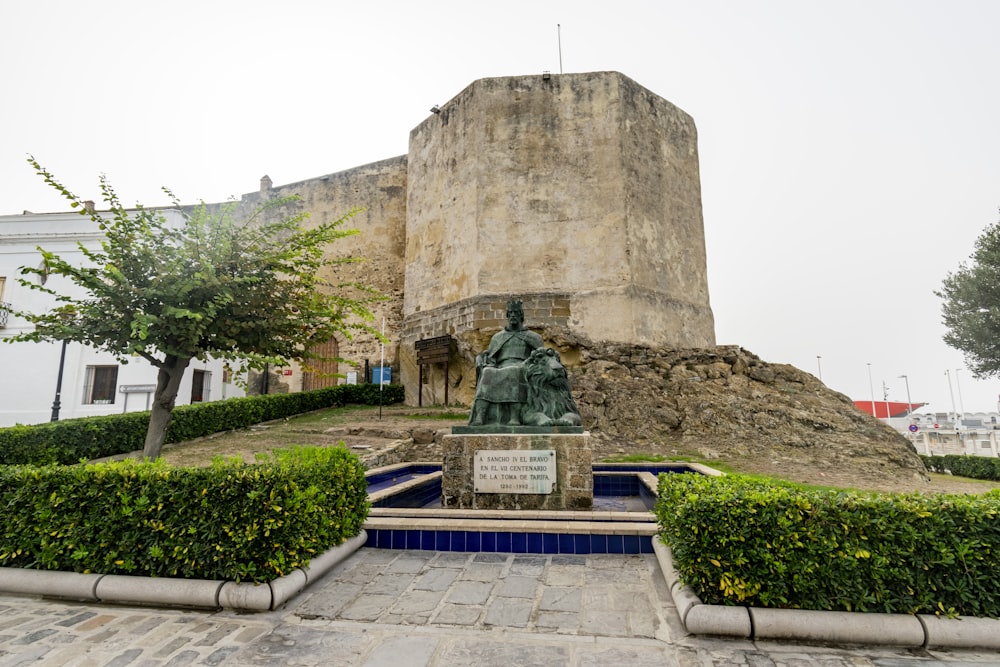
[228,71,715,405]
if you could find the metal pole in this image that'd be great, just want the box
[899,374,912,415]
[557,24,563,74]
[867,363,876,418]
[378,317,385,421]
[50,339,68,421]
[816,355,822,381]
[945,370,957,426]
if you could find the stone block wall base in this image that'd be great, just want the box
[441,433,593,510]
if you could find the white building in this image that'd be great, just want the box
[890,411,1000,458]
[0,209,244,427]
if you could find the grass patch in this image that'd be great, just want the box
[601,453,670,463]
[929,471,1000,486]
[403,412,468,421]
[284,405,373,427]
[602,453,874,494]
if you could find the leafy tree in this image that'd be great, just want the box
[2,157,382,458]
[938,210,1000,378]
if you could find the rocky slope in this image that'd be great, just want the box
[539,331,928,491]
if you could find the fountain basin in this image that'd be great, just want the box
[363,461,707,554]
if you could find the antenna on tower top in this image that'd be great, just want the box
[557,24,563,74]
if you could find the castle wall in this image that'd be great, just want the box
[236,157,408,381]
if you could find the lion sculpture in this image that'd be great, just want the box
[521,348,582,427]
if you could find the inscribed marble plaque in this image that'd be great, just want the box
[474,449,556,494]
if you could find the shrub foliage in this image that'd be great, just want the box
[0,384,405,466]
[3,160,386,459]
[0,446,369,583]
[657,473,1000,617]
[922,454,1000,482]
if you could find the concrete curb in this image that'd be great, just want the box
[0,530,366,612]
[653,539,1000,649]
[0,569,103,601]
[920,614,1000,650]
[96,575,225,609]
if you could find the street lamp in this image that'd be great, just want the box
[50,339,68,421]
[945,370,957,426]
[867,363,876,418]
[898,374,913,416]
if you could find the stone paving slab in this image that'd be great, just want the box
[0,549,998,665]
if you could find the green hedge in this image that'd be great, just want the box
[922,454,1000,481]
[656,473,1000,617]
[0,446,369,583]
[0,383,405,466]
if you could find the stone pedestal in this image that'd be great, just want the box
[442,433,593,510]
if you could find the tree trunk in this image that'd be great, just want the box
[142,355,191,459]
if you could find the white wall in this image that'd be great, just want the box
[0,210,244,427]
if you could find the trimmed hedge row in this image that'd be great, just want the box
[656,473,1000,617]
[0,383,405,466]
[922,454,1000,482]
[0,446,369,583]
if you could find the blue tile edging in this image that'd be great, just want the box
[365,528,653,555]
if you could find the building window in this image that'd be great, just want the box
[191,369,210,403]
[84,366,118,404]
[0,276,7,328]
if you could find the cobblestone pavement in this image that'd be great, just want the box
[0,549,998,666]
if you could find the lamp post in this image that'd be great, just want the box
[867,363,876,418]
[378,317,385,421]
[945,370,957,426]
[898,374,913,416]
[50,339,68,421]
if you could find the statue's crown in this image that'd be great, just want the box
[506,299,524,315]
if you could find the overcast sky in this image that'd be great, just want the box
[3,0,999,416]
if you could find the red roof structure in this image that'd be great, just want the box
[854,401,926,419]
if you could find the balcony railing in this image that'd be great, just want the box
[0,303,9,328]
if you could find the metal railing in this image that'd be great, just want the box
[0,302,9,328]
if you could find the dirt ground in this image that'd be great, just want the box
[151,404,1000,496]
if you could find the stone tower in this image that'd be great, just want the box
[401,72,715,403]
[229,71,714,406]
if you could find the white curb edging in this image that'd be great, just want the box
[0,530,367,612]
[750,607,924,646]
[96,575,225,609]
[920,614,1000,650]
[653,538,1000,649]
[0,568,103,601]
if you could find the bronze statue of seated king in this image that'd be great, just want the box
[465,299,582,431]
